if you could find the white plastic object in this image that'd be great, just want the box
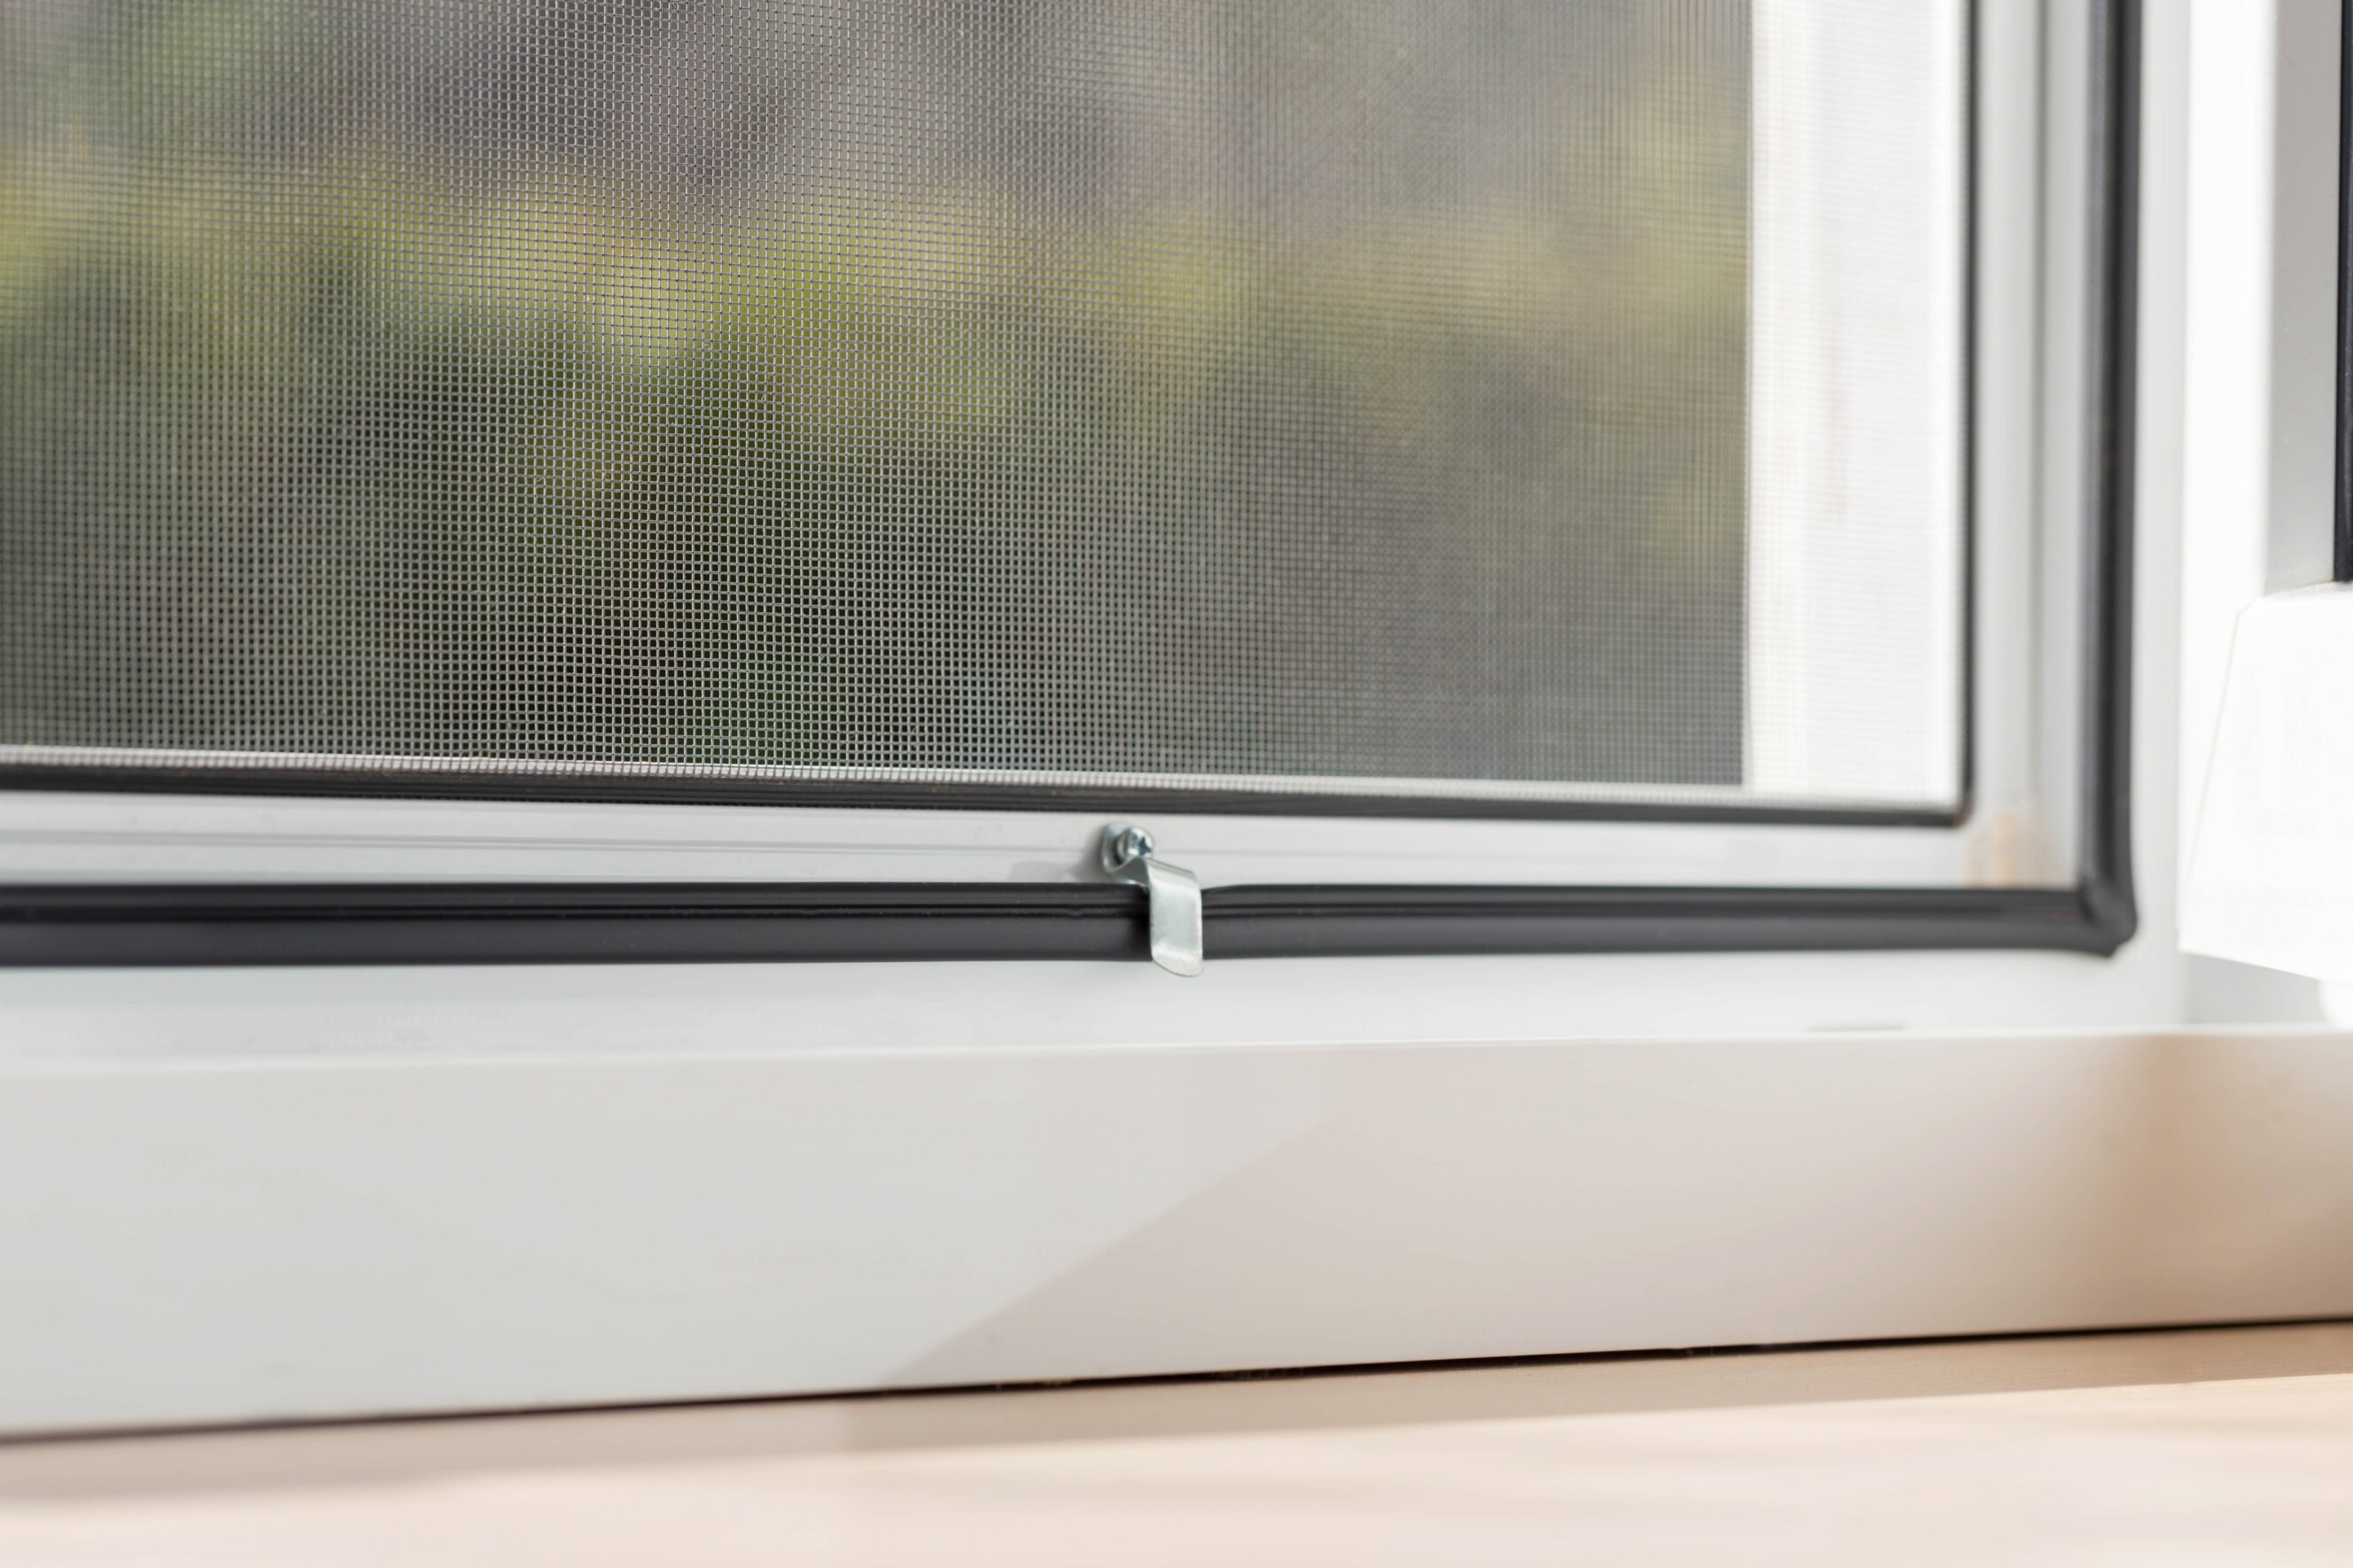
[2181,585,2353,982]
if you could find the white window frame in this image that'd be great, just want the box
[6,0,2027,903]
[0,0,2112,974]
[7,0,2349,1438]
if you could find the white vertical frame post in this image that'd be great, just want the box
[2173,0,2338,1021]
[1748,0,1969,809]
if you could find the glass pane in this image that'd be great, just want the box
[0,0,1961,811]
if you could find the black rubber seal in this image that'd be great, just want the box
[0,881,2119,966]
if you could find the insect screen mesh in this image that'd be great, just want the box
[0,1,1757,803]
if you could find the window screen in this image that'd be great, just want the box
[0,0,1963,812]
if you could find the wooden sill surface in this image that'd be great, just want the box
[4,1322,2352,1564]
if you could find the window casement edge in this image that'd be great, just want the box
[0,0,2139,970]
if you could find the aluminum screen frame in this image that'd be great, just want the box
[0,0,1962,828]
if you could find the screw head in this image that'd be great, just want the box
[1101,822,1155,871]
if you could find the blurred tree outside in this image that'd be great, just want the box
[0,0,1747,788]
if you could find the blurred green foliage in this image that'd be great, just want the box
[0,0,1747,785]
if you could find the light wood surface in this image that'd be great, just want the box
[4,1324,2353,1564]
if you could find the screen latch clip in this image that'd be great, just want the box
[1099,824,1205,977]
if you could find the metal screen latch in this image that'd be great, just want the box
[1099,823,1205,977]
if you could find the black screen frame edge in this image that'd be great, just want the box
[0,763,1960,831]
[2337,0,2353,584]
[0,0,2138,967]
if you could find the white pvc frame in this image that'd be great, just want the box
[2,0,2018,896]
[1748,0,1969,810]
[9,0,2344,1439]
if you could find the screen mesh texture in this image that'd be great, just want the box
[0,0,1751,800]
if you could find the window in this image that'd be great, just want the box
[0,0,2264,1440]
[0,0,2121,964]
[4,0,1961,810]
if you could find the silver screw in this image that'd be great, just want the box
[1101,822,1155,873]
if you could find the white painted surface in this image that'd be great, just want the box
[0,936,2183,1069]
[2176,0,2343,903]
[3,1028,2351,1434]
[2178,0,2279,889]
[0,789,2012,890]
[2181,587,2353,982]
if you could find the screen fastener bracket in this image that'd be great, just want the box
[1099,824,1205,976]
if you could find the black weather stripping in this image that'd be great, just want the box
[0,880,2128,968]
